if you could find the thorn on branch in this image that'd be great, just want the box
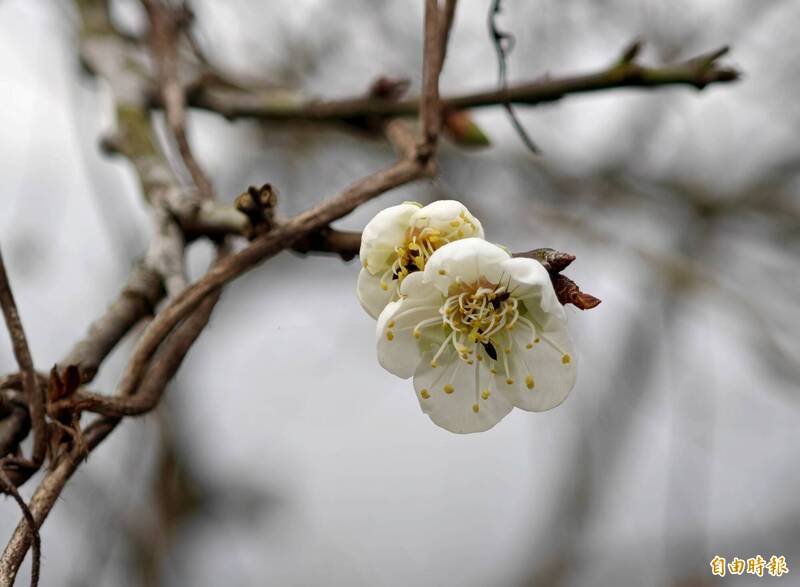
[618,39,643,65]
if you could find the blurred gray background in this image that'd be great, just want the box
[0,0,798,585]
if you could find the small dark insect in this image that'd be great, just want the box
[482,340,498,361]
[490,291,510,309]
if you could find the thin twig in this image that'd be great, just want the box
[0,250,46,468]
[438,0,458,69]
[419,0,443,149]
[488,0,539,153]
[0,467,39,587]
[142,0,214,199]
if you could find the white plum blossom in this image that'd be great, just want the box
[357,200,484,319]
[376,238,576,433]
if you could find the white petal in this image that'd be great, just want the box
[501,257,565,329]
[423,238,510,295]
[413,348,513,433]
[360,203,420,273]
[376,272,443,379]
[410,200,484,239]
[492,326,577,412]
[357,267,396,319]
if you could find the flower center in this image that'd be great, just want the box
[390,227,444,283]
[441,280,518,350]
[379,213,477,292]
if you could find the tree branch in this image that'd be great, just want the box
[0,251,46,470]
[185,44,739,124]
[0,468,39,587]
[141,0,214,199]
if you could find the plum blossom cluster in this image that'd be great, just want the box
[357,200,577,433]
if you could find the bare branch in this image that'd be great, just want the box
[291,229,362,261]
[185,44,739,123]
[419,0,443,149]
[0,468,39,587]
[0,250,46,469]
[52,285,222,417]
[59,264,163,383]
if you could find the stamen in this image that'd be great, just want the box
[411,316,442,339]
[502,350,513,385]
[474,357,480,409]
[516,315,538,348]
[527,316,570,357]
[430,332,454,368]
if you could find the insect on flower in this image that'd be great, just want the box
[375,238,577,433]
[357,200,484,319]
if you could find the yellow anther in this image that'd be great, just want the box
[420,389,431,399]
[457,230,464,238]
[380,281,388,291]
[504,348,511,355]
[490,368,497,374]
[386,331,394,341]
[387,320,395,328]
[430,361,437,368]
[481,390,491,400]
[526,375,535,389]
[467,360,474,365]
[505,378,514,385]
[472,403,480,413]
[562,354,571,365]
[476,355,483,361]
[444,384,455,394]
[534,338,540,344]
[438,269,447,276]
[449,219,460,227]
[363,259,368,268]
[413,330,421,339]
[526,343,533,349]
